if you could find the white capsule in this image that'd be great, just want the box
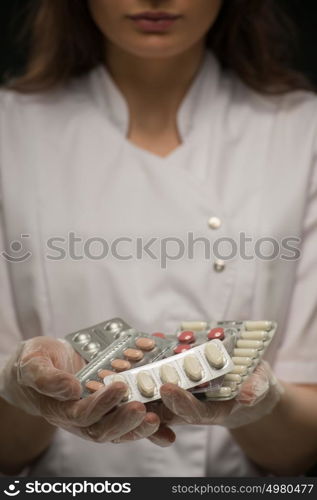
[236,339,264,349]
[180,321,208,331]
[223,381,238,390]
[204,342,225,369]
[112,375,130,401]
[218,386,233,397]
[205,386,232,399]
[159,364,180,385]
[233,348,257,358]
[224,373,242,383]
[136,372,156,398]
[231,365,248,375]
[241,331,268,340]
[183,356,203,382]
[232,356,253,366]
[245,321,272,331]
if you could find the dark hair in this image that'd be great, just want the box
[10,0,311,94]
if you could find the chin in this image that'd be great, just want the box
[124,38,193,59]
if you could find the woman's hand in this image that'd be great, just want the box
[0,337,169,445]
[147,361,283,429]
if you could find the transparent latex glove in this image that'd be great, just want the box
[0,337,166,444]
[147,361,284,430]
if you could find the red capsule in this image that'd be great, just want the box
[173,344,192,355]
[152,332,166,339]
[177,330,196,344]
[207,327,225,341]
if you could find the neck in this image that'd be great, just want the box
[104,42,206,135]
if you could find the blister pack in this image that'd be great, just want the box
[73,328,176,398]
[102,339,234,404]
[173,320,277,400]
[65,318,134,361]
[65,317,277,402]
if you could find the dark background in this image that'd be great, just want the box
[0,0,317,85]
[0,0,316,477]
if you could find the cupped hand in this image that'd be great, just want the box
[0,337,171,444]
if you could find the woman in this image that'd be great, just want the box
[0,0,317,477]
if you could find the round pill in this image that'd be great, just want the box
[123,349,144,361]
[74,332,91,344]
[204,342,225,369]
[111,359,131,372]
[136,372,156,398]
[152,332,166,339]
[86,380,105,392]
[98,369,115,379]
[135,337,156,351]
[207,328,225,341]
[174,344,192,355]
[183,355,203,382]
[83,341,101,353]
[177,331,196,343]
[160,364,180,385]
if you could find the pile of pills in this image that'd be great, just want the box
[71,322,175,398]
[65,317,277,402]
[173,320,277,400]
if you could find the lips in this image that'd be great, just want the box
[127,11,181,33]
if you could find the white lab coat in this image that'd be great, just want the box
[0,52,317,477]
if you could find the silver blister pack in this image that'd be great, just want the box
[65,317,134,362]
[76,330,175,398]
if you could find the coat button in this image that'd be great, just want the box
[208,216,222,229]
[213,259,225,272]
